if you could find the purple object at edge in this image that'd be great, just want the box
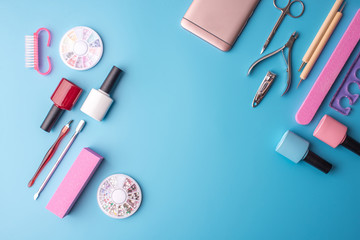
[330,52,360,115]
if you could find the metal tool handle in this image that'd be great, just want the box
[28,121,72,187]
[28,128,68,187]
[283,47,292,95]
[274,0,305,18]
[34,120,85,200]
[274,0,291,10]
[248,45,285,75]
[252,72,277,107]
[263,9,287,52]
[36,133,77,195]
[262,0,304,53]
[282,32,298,95]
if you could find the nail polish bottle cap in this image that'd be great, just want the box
[41,78,82,132]
[313,115,348,148]
[100,66,122,94]
[276,130,310,163]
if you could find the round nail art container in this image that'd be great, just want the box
[59,26,103,70]
[97,174,142,219]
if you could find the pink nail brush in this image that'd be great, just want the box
[25,28,52,75]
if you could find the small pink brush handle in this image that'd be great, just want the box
[295,10,360,125]
[34,28,52,75]
[35,28,51,46]
[35,56,52,75]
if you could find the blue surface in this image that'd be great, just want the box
[1,0,360,239]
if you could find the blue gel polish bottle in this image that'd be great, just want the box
[276,131,333,174]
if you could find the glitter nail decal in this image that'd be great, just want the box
[97,174,142,219]
[59,26,103,71]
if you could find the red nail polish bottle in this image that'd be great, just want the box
[41,78,82,132]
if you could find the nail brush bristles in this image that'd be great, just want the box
[25,35,35,68]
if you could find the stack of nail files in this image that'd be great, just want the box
[297,0,346,87]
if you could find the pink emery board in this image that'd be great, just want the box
[296,9,360,125]
[46,148,103,218]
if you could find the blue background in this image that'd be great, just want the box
[1,0,360,239]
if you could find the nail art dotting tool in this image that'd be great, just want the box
[314,115,360,156]
[28,120,73,188]
[34,120,85,200]
[297,2,345,88]
[298,0,344,72]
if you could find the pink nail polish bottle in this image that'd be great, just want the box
[314,115,360,156]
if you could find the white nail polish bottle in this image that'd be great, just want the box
[80,66,122,121]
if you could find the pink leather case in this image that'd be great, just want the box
[181,0,259,51]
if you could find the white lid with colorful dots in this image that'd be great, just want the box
[59,26,103,70]
[97,174,142,219]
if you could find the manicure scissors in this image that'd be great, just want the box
[249,32,299,96]
[261,0,305,54]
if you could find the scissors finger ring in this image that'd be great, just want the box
[286,0,305,18]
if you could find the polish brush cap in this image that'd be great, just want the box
[100,66,122,94]
[313,115,348,148]
[276,130,310,164]
[41,78,82,132]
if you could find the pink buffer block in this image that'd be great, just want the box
[296,10,360,125]
[313,115,360,156]
[46,148,103,218]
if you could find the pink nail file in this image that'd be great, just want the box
[46,148,103,218]
[295,10,360,125]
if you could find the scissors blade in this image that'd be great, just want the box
[260,42,269,55]
[261,10,287,54]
